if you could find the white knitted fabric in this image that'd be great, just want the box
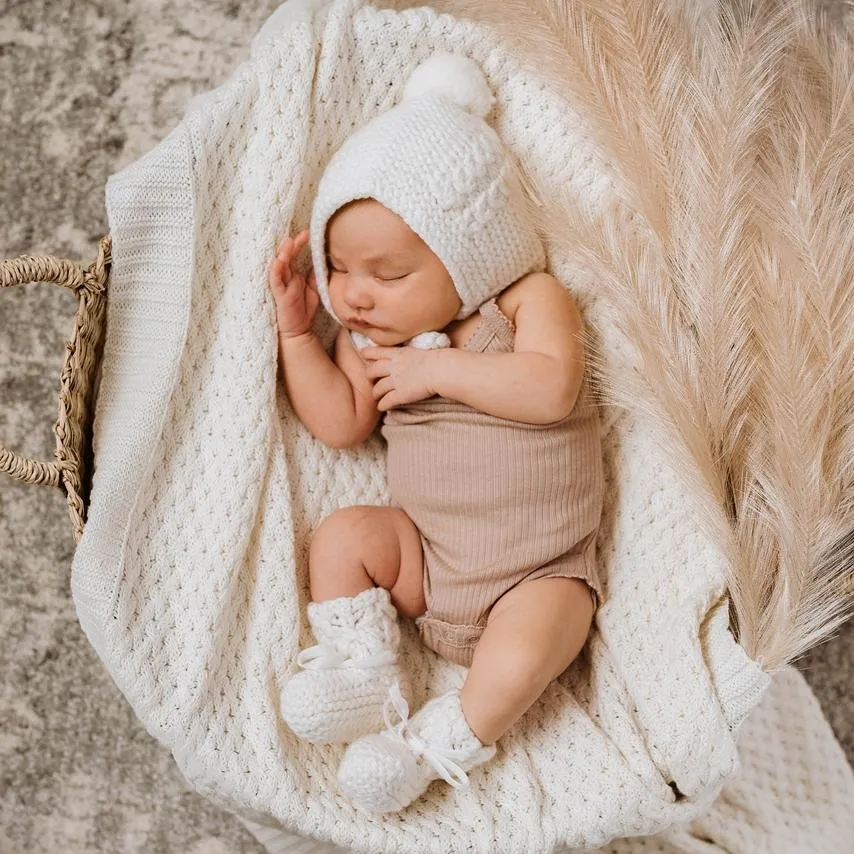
[280,586,408,744]
[309,52,546,349]
[243,667,854,852]
[65,0,851,851]
[337,681,497,814]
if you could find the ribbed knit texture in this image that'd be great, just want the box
[63,0,840,851]
[383,298,603,667]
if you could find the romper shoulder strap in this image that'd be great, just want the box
[476,298,516,351]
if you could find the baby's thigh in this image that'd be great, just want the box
[488,576,594,630]
[483,576,595,678]
[312,505,426,618]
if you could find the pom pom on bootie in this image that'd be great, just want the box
[337,679,497,814]
[280,586,408,744]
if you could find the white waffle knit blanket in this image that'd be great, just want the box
[68,0,823,851]
[245,667,854,853]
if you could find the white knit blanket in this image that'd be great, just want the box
[69,1,808,851]
[245,666,854,853]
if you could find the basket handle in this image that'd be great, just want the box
[0,237,110,538]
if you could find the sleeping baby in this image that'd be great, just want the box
[269,54,605,815]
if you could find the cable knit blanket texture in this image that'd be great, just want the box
[70,0,782,851]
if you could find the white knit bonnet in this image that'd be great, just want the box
[309,53,546,349]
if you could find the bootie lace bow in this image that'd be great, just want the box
[296,629,398,671]
[381,679,471,789]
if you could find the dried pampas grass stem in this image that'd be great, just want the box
[444,0,854,670]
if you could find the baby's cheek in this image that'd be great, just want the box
[327,277,345,308]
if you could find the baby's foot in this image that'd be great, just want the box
[280,587,407,744]
[337,680,497,814]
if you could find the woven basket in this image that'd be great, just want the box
[1,236,111,542]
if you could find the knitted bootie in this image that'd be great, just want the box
[280,586,407,744]
[337,680,497,814]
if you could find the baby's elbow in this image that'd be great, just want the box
[324,412,380,449]
[303,418,356,450]
[554,348,586,419]
[324,432,358,450]
[548,374,582,423]
[323,425,365,450]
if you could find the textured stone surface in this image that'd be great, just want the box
[1,3,274,851]
[0,2,851,853]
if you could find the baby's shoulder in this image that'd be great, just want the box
[498,271,570,325]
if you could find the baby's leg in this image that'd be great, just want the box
[281,506,425,744]
[309,505,427,618]
[459,577,595,745]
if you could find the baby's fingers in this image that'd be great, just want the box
[268,254,289,291]
[277,235,296,265]
[275,234,290,256]
[293,229,309,253]
[271,230,309,294]
[277,230,307,261]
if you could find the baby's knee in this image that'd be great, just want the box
[309,505,403,581]
[469,639,550,705]
[478,577,594,685]
[307,506,390,600]
[311,505,376,554]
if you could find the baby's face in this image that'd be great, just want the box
[325,198,461,346]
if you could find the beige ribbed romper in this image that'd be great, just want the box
[381,297,605,668]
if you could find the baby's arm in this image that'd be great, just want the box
[270,230,380,449]
[279,327,381,448]
[431,272,585,424]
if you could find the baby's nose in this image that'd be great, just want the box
[344,276,375,310]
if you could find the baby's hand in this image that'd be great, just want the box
[268,229,319,339]
[362,346,439,411]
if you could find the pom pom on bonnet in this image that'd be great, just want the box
[309,52,546,350]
